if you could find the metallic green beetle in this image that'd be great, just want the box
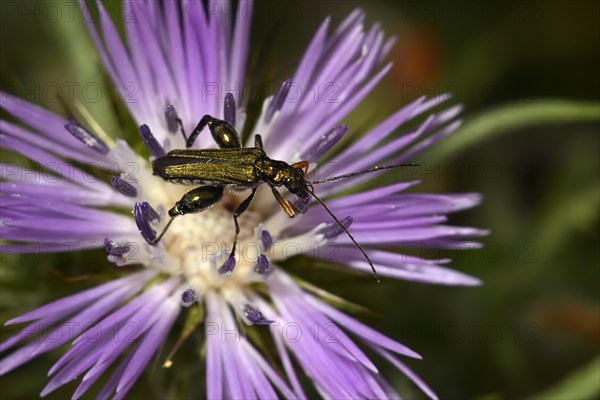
[152,114,413,281]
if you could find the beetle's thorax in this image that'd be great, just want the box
[256,158,308,196]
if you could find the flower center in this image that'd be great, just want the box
[155,191,269,293]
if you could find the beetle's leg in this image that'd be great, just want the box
[271,186,296,218]
[172,116,186,141]
[150,217,176,245]
[228,188,258,258]
[255,134,264,150]
[291,161,309,176]
[187,115,241,149]
[151,186,225,245]
[169,186,225,216]
[185,116,208,148]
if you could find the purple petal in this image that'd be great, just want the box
[93,0,147,119]
[338,248,482,286]
[1,119,108,166]
[206,296,224,400]
[1,134,110,190]
[116,299,179,393]
[164,3,191,119]
[74,347,134,400]
[0,275,148,375]
[228,1,253,94]
[336,225,489,244]
[240,340,299,400]
[304,291,422,359]
[0,93,110,162]
[3,272,148,326]
[0,182,127,207]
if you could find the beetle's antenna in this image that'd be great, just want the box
[307,187,380,283]
[309,163,419,184]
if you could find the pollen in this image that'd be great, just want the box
[154,191,270,292]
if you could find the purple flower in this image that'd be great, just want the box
[0,1,487,398]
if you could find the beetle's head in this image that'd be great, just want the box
[282,164,310,202]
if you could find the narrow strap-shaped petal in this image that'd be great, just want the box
[298,283,421,359]
[0,93,109,162]
[205,291,224,400]
[374,347,439,400]
[3,271,149,325]
[229,1,253,92]
[116,298,180,393]
[94,0,148,121]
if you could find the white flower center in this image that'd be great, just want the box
[150,186,272,293]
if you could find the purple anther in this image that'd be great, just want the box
[224,93,236,126]
[134,202,157,244]
[292,198,310,214]
[104,238,131,256]
[253,254,273,276]
[110,176,137,197]
[139,124,166,158]
[260,229,273,251]
[64,118,110,155]
[242,304,274,325]
[181,288,199,307]
[265,79,291,122]
[140,202,160,223]
[164,105,179,134]
[306,125,347,162]
[218,255,236,276]
[319,216,353,239]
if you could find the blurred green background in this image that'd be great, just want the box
[1,0,598,399]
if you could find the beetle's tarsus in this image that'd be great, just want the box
[150,217,176,245]
[228,189,257,259]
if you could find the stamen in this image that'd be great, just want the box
[242,304,274,325]
[306,125,347,162]
[181,288,199,307]
[265,79,291,122]
[134,202,157,244]
[224,93,236,126]
[253,254,273,276]
[218,255,236,276]
[64,118,110,155]
[103,238,131,256]
[110,176,138,197]
[260,230,273,251]
[318,216,353,239]
[140,202,160,223]
[292,198,310,214]
[139,124,166,158]
[164,105,179,134]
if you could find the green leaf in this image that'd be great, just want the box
[527,356,600,400]
[425,100,600,161]
[536,176,600,259]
